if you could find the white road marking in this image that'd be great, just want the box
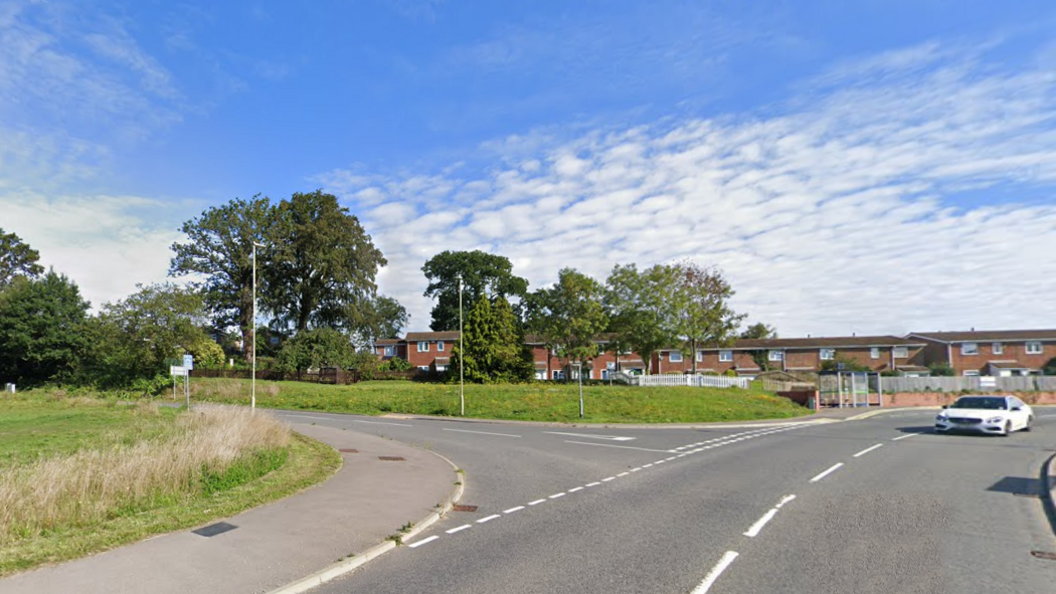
[503,506,525,514]
[563,441,675,453]
[568,486,584,493]
[602,477,616,482]
[353,420,414,427]
[630,467,642,472]
[775,494,796,508]
[477,514,501,523]
[853,443,884,458]
[617,472,630,477]
[528,499,547,505]
[585,482,601,487]
[544,431,635,441]
[743,495,795,537]
[283,414,334,421]
[549,492,566,499]
[642,464,654,468]
[408,535,439,548]
[443,428,521,438]
[655,460,667,464]
[691,551,739,594]
[446,524,472,534]
[892,433,919,441]
[809,462,844,483]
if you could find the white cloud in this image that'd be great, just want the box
[319,42,1056,337]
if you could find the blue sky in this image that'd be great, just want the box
[2,0,1055,338]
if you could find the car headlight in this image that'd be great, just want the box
[935,415,947,422]
[986,416,1003,424]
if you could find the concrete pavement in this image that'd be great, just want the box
[0,422,462,594]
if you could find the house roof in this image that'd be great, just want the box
[405,331,461,341]
[375,338,401,345]
[695,336,925,350]
[908,329,1056,343]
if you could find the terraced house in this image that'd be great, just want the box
[907,329,1056,376]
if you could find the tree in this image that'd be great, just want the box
[169,195,274,363]
[275,327,359,374]
[266,190,387,333]
[450,295,533,383]
[672,263,745,373]
[525,268,608,379]
[740,322,778,372]
[603,263,682,374]
[356,294,409,347]
[0,271,89,386]
[422,250,529,331]
[0,228,44,290]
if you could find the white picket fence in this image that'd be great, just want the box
[635,374,751,389]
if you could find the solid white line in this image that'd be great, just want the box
[544,431,635,441]
[353,419,414,427]
[585,482,601,487]
[408,535,439,548]
[446,524,472,534]
[477,514,501,523]
[691,551,740,594]
[443,428,521,438]
[503,506,525,514]
[853,443,884,458]
[528,499,547,506]
[809,462,844,483]
[549,492,566,499]
[892,433,918,441]
[743,508,779,538]
[563,441,674,453]
[283,414,334,421]
[568,486,584,493]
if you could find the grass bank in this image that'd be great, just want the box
[190,378,811,423]
[0,393,340,576]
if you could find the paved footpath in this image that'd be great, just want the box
[0,422,460,594]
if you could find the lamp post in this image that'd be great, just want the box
[458,274,464,416]
[251,241,264,411]
[572,362,584,419]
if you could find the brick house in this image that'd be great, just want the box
[525,334,648,381]
[907,329,1056,376]
[403,331,459,373]
[660,336,928,376]
[373,338,405,361]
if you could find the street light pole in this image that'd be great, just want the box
[459,274,464,416]
[251,241,263,412]
[573,362,584,418]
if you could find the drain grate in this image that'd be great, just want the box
[338,448,359,453]
[452,505,478,512]
[193,522,238,538]
[1031,551,1056,561]
[378,456,406,461]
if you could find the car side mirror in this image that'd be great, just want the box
[1011,406,1022,411]
[941,405,948,409]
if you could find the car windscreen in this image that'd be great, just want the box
[950,397,1006,410]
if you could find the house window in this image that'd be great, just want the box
[535,370,547,380]
[1026,341,1043,355]
[437,341,445,352]
[696,350,704,362]
[435,365,447,372]
[960,343,978,356]
[417,341,429,352]
[768,350,784,362]
[719,350,733,362]
[820,348,835,361]
[992,342,1003,355]
[669,350,683,362]
[553,370,566,380]
[893,347,909,359]
[870,347,880,359]
[384,346,395,357]
[417,366,430,372]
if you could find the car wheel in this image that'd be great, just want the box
[1002,420,1012,436]
[1024,416,1034,432]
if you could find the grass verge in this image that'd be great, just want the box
[191,378,812,423]
[0,395,340,577]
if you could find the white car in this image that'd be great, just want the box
[934,395,1034,436]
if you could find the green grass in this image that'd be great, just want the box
[191,378,812,423]
[0,392,340,576]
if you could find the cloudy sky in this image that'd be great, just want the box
[2,0,1055,338]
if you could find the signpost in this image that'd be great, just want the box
[170,357,192,409]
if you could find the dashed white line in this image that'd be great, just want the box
[564,441,675,453]
[775,494,796,509]
[503,506,525,514]
[568,486,584,493]
[691,551,740,594]
[353,420,414,427]
[809,462,844,483]
[446,524,472,534]
[853,443,884,458]
[892,433,919,441]
[408,535,439,548]
[544,431,635,441]
[601,476,616,482]
[585,482,601,487]
[743,495,795,538]
[528,499,547,506]
[443,428,522,438]
[617,472,630,477]
[630,467,642,472]
[477,514,501,523]
[549,492,566,499]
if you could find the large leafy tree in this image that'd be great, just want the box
[604,263,682,374]
[168,194,274,362]
[450,295,533,383]
[356,294,409,347]
[275,327,362,374]
[525,268,608,378]
[672,263,745,373]
[0,271,89,386]
[266,190,386,333]
[0,228,44,290]
[422,250,529,331]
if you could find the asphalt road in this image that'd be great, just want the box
[271,409,1056,594]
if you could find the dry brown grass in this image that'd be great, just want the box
[0,404,290,546]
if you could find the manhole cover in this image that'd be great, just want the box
[193,522,238,538]
[338,448,359,453]
[452,505,478,512]
[1031,551,1056,561]
[378,456,406,461]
